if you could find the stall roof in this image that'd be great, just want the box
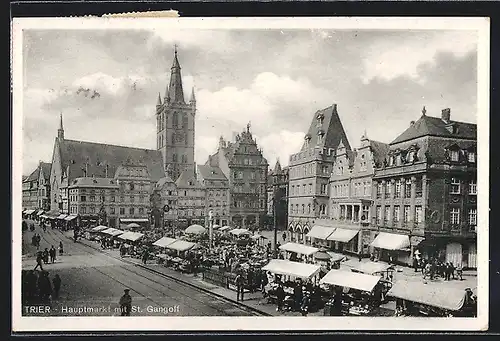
[153,237,177,248]
[166,240,197,252]
[24,209,36,214]
[36,210,45,216]
[64,214,78,221]
[326,251,347,263]
[120,218,149,223]
[102,228,124,236]
[262,259,321,279]
[345,260,393,275]
[306,225,336,240]
[56,214,67,219]
[387,281,468,311]
[118,231,144,242]
[91,225,109,232]
[327,228,359,243]
[185,224,206,234]
[320,269,381,292]
[219,226,231,232]
[230,228,251,236]
[370,232,410,250]
[279,242,319,256]
[251,234,267,240]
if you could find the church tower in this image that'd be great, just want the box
[156,46,196,181]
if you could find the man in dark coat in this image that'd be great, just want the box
[38,271,52,302]
[235,273,245,302]
[42,248,49,264]
[276,284,285,312]
[49,246,56,263]
[34,251,44,271]
[119,289,132,316]
[52,274,61,299]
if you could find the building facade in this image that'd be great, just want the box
[175,170,206,228]
[326,133,389,255]
[156,47,196,182]
[371,108,477,268]
[22,162,51,211]
[153,175,178,230]
[266,159,289,230]
[206,125,268,229]
[197,165,230,227]
[287,104,351,242]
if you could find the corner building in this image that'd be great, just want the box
[287,104,351,243]
[371,108,477,268]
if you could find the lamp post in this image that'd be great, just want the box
[208,209,214,252]
[273,183,278,259]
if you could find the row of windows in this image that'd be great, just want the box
[70,206,146,215]
[375,205,423,224]
[208,190,227,197]
[208,201,228,208]
[157,112,189,132]
[375,178,423,199]
[233,184,265,194]
[232,171,258,180]
[289,203,327,215]
[290,183,328,196]
[289,164,330,179]
[450,178,477,195]
[75,195,146,203]
[232,200,266,209]
[332,181,371,198]
[171,154,189,163]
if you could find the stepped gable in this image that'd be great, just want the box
[58,139,165,182]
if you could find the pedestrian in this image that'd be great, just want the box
[413,257,419,272]
[38,271,52,302]
[59,241,64,255]
[119,289,132,316]
[235,273,245,302]
[293,282,303,312]
[358,251,362,262]
[456,263,463,280]
[42,248,49,264]
[25,270,37,301]
[276,283,285,312]
[282,231,287,242]
[49,246,56,263]
[34,251,44,271]
[142,249,149,264]
[450,262,456,280]
[52,274,61,299]
[300,293,310,316]
[247,268,254,293]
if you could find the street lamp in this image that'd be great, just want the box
[208,209,214,252]
[273,183,279,259]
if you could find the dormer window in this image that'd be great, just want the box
[316,113,324,127]
[450,150,459,162]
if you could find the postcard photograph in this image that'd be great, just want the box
[11,17,489,332]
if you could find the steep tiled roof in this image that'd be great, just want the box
[391,115,476,145]
[58,139,165,182]
[197,165,228,181]
[155,175,175,189]
[40,162,52,181]
[175,169,202,188]
[26,167,39,182]
[302,104,351,152]
[369,140,390,166]
[68,177,119,188]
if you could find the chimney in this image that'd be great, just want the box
[441,108,451,123]
[410,120,415,126]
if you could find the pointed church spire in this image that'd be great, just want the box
[190,86,196,104]
[156,93,162,106]
[57,112,64,140]
[273,158,282,173]
[167,45,185,104]
[422,105,427,116]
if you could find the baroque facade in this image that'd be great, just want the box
[371,107,477,268]
[197,164,230,227]
[287,104,351,242]
[266,159,289,230]
[206,125,268,229]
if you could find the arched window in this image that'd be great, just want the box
[173,154,177,162]
[182,113,188,129]
[173,112,179,128]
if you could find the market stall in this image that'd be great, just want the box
[388,281,477,317]
[100,228,125,248]
[118,231,145,258]
[279,242,319,262]
[184,224,207,235]
[343,259,395,281]
[219,226,232,232]
[229,228,252,246]
[165,240,198,272]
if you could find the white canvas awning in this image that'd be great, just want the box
[279,242,319,256]
[118,231,144,242]
[185,224,206,234]
[166,240,197,252]
[320,269,381,292]
[346,260,393,275]
[56,214,67,219]
[153,237,177,248]
[262,259,321,279]
[36,210,45,216]
[120,218,149,223]
[370,232,410,250]
[306,225,336,240]
[91,225,109,232]
[102,228,124,236]
[229,228,251,236]
[219,226,231,232]
[327,228,359,243]
[387,281,468,311]
[64,214,78,221]
[24,209,36,214]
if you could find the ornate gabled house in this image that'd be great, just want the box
[49,113,166,228]
[287,104,350,243]
[197,164,230,227]
[156,47,196,182]
[22,161,52,213]
[371,107,477,268]
[324,132,389,256]
[175,168,206,228]
[152,172,178,230]
[206,124,268,229]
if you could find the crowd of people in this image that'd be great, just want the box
[22,270,62,303]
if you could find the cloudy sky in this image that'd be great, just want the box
[21,27,478,175]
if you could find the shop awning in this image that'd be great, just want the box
[24,209,36,214]
[326,251,347,263]
[185,224,206,235]
[56,214,67,219]
[370,232,410,250]
[219,226,231,232]
[91,225,109,232]
[102,228,124,236]
[251,234,267,240]
[319,269,381,292]
[345,260,393,275]
[327,228,359,243]
[153,237,177,248]
[166,240,197,252]
[118,231,144,242]
[64,215,78,221]
[229,228,251,236]
[120,218,149,223]
[262,259,321,279]
[212,224,220,229]
[387,281,467,311]
[279,242,319,256]
[306,225,336,240]
[36,210,45,216]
